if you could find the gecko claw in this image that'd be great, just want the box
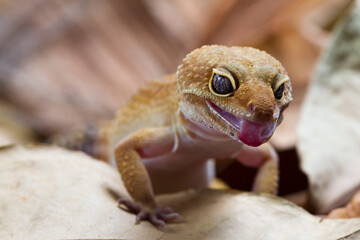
[118,198,182,230]
[135,211,147,224]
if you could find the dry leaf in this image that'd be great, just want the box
[0,145,360,239]
[297,0,360,213]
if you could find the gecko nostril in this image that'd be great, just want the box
[252,110,274,123]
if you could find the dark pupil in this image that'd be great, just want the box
[212,74,233,94]
[274,83,285,100]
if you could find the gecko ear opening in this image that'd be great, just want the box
[209,68,237,97]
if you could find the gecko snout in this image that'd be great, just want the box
[245,86,277,123]
[247,101,276,123]
[251,109,275,123]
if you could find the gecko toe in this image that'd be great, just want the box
[157,211,181,222]
[118,198,141,214]
[161,207,173,213]
[150,214,166,230]
[117,198,181,230]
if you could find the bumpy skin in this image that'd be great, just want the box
[109,45,292,229]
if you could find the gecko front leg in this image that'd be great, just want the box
[236,143,279,194]
[114,127,181,230]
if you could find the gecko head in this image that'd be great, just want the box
[176,45,292,147]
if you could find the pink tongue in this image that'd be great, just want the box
[237,120,264,147]
[206,100,274,147]
[220,108,265,147]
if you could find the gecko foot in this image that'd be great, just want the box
[118,198,181,230]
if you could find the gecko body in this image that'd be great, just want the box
[108,45,292,229]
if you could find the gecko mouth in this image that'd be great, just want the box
[206,100,276,147]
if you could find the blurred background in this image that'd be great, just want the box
[0,0,354,204]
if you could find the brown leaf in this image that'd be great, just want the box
[297,0,360,213]
[1,145,360,239]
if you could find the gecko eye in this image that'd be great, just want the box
[209,68,237,97]
[274,83,285,100]
[212,74,233,94]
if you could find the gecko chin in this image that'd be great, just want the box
[206,100,277,147]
